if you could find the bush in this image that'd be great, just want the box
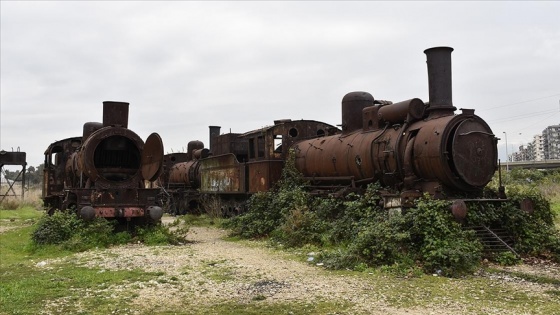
[32,211,83,245]
[135,224,187,245]
[274,205,327,247]
[407,198,483,276]
[31,211,187,251]
[466,186,560,260]
[494,251,521,266]
[227,159,560,276]
[226,149,311,239]
[225,191,281,238]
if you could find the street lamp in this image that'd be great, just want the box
[503,131,509,172]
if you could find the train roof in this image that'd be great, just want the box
[44,136,82,155]
[238,119,339,138]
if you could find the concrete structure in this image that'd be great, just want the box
[543,124,560,160]
[532,134,545,161]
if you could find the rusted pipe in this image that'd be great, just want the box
[424,47,456,116]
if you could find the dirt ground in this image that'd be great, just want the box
[30,218,560,315]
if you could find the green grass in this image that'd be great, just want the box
[2,208,560,314]
[0,206,43,220]
[167,301,352,315]
[0,225,159,315]
[551,200,560,228]
[1,264,155,315]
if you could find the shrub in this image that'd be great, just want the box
[31,211,186,251]
[225,191,281,238]
[32,211,82,245]
[467,186,560,260]
[494,251,521,266]
[228,159,560,276]
[226,149,311,239]
[407,197,483,276]
[135,224,186,245]
[274,205,328,247]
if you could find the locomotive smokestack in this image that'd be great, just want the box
[102,101,129,128]
[341,91,374,134]
[209,126,221,152]
[424,47,456,115]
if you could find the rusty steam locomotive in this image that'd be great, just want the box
[42,101,165,224]
[158,47,501,218]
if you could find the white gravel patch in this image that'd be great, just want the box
[36,225,560,315]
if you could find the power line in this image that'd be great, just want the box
[478,93,560,112]
[488,109,558,123]
[513,112,560,134]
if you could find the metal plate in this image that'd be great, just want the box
[452,119,496,187]
[141,133,164,181]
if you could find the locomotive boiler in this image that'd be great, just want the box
[292,47,498,215]
[43,101,165,224]
[159,46,501,218]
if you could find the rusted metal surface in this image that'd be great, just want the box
[83,122,103,139]
[450,200,468,221]
[451,118,497,187]
[341,92,374,134]
[141,133,164,182]
[424,46,456,116]
[102,101,129,128]
[157,46,504,218]
[187,140,205,159]
[248,160,283,193]
[199,154,244,192]
[94,207,144,218]
[77,127,144,187]
[43,137,82,200]
[239,119,340,160]
[208,126,247,158]
[42,101,163,222]
[168,160,200,188]
[292,46,498,200]
[377,98,425,125]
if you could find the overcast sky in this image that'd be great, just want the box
[1,1,559,168]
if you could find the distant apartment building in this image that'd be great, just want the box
[543,124,560,160]
[511,145,529,161]
[532,134,544,161]
[508,124,560,161]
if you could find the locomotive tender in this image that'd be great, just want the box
[43,101,165,224]
[160,46,501,218]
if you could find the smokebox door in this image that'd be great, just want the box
[451,120,496,187]
[141,133,164,182]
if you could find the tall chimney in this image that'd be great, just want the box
[102,101,129,128]
[209,126,221,151]
[424,47,456,115]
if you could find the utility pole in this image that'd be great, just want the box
[503,131,509,172]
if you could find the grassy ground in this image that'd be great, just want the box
[2,178,560,315]
[2,211,560,314]
[551,198,560,228]
[0,208,160,315]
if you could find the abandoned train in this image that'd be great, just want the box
[159,46,502,218]
[42,101,165,224]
